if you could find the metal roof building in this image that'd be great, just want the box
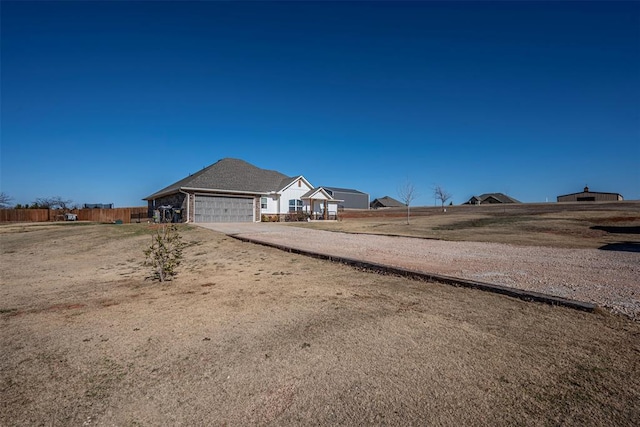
[323,187,370,210]
[557,186,623,202]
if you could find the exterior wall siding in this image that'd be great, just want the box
[260,195,279,216]
[557,192,623,202]
[327,190,369,209]
[280,180,313,213]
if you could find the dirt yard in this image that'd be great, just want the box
[203,222,640,319]
[1,222,639,426]
[307,202,640,250]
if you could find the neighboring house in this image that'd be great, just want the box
[464,193,520,205]
[323,187,370,210]
[557,186,623,202]
[83,203,113,209]
[144,158,340,223]
[370,196,405,209]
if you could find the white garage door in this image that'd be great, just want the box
[194,195,254,223]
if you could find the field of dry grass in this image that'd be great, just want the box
[300,202,640,250]
[1,220,639,425]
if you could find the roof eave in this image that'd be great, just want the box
[145,187,270,200]
[182,187,270,196]
[278,175,313,192]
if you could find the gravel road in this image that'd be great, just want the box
[198,223,640,319]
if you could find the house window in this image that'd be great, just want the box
[289,199,303,212]
[260,197,268,209]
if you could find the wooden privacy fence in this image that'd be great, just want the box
[0,209,51,222]
[0,207,149,224]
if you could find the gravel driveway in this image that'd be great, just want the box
[198,222,640,319]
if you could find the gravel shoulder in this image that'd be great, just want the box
[199,223,640,319]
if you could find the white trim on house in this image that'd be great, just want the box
[182,187,271,196]
[277,177,314,214]
[302,187,332,200]
[279,176,313,193]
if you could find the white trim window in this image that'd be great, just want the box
[260,197,268,210]
[289,199,303,212]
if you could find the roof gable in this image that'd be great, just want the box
[301,187,337,200]
[371,196,404,207]
[278,176,313,193]
[145,158,291,199]
[477,193,520,203]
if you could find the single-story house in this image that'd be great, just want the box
[464,193,520,205]
[144,158,341,223]
[557,186,623,202]
[83,203,113,209]
[370,196,405,209]
[322,187,370,210]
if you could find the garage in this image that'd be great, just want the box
[194,195,254,223]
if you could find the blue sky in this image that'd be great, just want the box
[2,1,639,207]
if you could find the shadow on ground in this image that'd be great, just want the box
[591,225,640,234]
[598,242,640,253]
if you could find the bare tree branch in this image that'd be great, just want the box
[398,181,418,225]
[35,196,73,210]
[434,185,452,207]
[0,192,13,208]
[32,196,73,212]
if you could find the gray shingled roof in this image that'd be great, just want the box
[371,196,405,207]
[300,187,337,199]
[145,158,292,200]
[477,193,521,203]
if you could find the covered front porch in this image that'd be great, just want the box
[302,187,341,221]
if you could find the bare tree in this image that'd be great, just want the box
[33,197,74,220]
[0,192,13,208]
[35,196,73,210]
[434,185,452,207]
[398,181,418,225]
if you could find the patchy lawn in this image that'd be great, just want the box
[298,202,640,249]
[1,223,639,425]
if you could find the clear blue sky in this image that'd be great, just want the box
[2,1,639,207]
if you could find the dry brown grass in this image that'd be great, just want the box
[1,222,639,425]
[298,202,640,249]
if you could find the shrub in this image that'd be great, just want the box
[144,225,185,282]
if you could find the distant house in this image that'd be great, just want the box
[323,187,369,210]
[557,186,623,202]
[144,158,340,223]
[464,193,520,205]
[83,203,113,209]
[370,196,405,209]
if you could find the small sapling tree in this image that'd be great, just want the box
[144,224,185,282]
[398,180,418,225]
